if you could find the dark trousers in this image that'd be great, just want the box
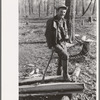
[54,44,69,80]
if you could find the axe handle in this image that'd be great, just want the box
[41,50,54,83]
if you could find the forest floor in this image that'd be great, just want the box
[19,17,97,100]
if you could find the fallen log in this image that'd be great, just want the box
[19,82,84,96]
[19,94,72,100]
[19,75,64,86]
[19,92,71,97]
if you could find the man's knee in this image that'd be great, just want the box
[61,53,69,60]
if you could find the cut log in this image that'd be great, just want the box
[19,82,84,96]
[19,75,64,86]
[19,94,71,100]
[19,95,71,100]
[19,92,72,97]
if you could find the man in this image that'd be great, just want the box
[45,5,71,81]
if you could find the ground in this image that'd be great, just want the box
[19,17,97,100]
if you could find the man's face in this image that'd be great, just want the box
[57,8,67,19]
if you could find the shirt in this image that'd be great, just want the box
[57,18,66,43]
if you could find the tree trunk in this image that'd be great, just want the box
[25,0,29,16]
[76,0,78,15]
[44,1,46,12]
[38,1,41,17]
[92,0,96,15]
[53,0,56,16]
[82,0,93,16]
[82,0,85,15]
[47,0,50,16]
[28,0,31,15]
[65,0,76,43]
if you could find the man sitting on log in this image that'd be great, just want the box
[45,4,93,81]
[45,4,71,81]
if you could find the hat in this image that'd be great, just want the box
[56,4,68,10]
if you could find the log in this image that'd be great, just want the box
[19,95,71,100]
[19,92,72,97]
[19,63,82,86]
[19,75,64,86]
[19,82,84,95]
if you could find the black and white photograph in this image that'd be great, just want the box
[18,0,98,100]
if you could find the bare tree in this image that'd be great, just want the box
[38,0,41,17]
[47,0,50,16]
[82,0,85,15]
[53,0,56,16]
[92,0,96,15]
[82,0,93,16]
[65,0,76,43]
[28,0,31,15]
[44,1,46,12]
[76,0,78,15]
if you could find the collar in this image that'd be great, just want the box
[53,15,66,22]
[53,15,66,29]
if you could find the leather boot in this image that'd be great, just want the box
[62,60,71,81]
[57,57,62,75]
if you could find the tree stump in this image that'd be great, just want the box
[81,19,84,25]
[88,16,93,23]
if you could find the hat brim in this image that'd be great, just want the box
[56,5,68,10]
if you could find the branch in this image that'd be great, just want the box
[82,0,93,16]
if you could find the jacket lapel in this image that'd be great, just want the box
[53,21,57,29]
[63,19,67,30]
[53,16,59,29]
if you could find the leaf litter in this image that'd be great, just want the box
[19,18,97,100]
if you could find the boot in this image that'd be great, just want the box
[62,60,71,82]
[57,57,62,75]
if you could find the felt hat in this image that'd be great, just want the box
[56,4,68,10]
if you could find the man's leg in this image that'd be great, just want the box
[54,44,70,81]
[57,56,62,75]
[62,59,69,80]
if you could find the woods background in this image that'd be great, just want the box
[19,1,97,99]
[19,0,96,19]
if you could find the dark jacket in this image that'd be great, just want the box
[45,15,69,49]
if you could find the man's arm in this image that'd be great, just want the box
[45,19,53,49]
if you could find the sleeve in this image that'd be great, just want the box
[45,19,53,49]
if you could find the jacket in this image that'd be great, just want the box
[45,15,69,49]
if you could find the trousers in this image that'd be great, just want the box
[54,44,69,80]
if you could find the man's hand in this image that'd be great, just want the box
[65,42,75,48]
